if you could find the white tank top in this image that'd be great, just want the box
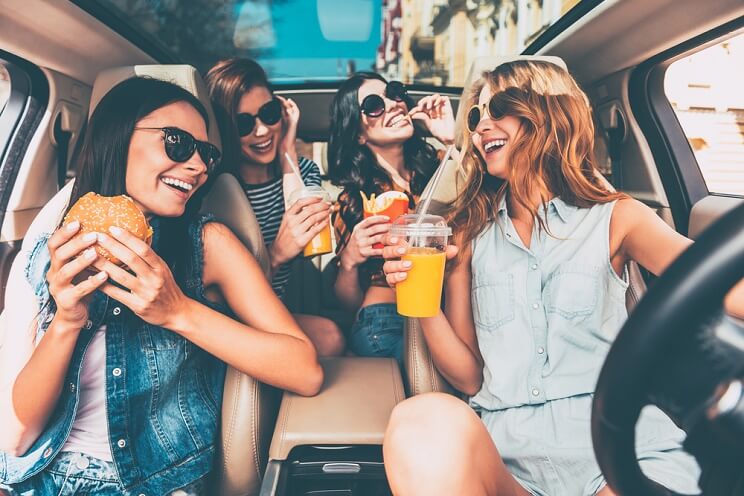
[61,325,113,461]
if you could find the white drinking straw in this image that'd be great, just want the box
[284,152,305,185]
[415,144,455,224]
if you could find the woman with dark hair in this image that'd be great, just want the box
[328,72,455,361]
[0,77,322,495]
[205,58,344,357]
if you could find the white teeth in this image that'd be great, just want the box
[388,115,405,127]
[253,139,272,149]
[485,139,507,152]
[161,177,193,191]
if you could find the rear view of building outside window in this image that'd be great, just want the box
[665,33,744,197]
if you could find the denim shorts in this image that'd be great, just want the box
[348,303,403,363]
[480,395,700,495]
[0,451,206,495]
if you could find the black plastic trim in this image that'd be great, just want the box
[522,0,606,55]
[69,0,179,64]
[629,18,744,234]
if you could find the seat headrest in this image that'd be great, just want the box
[89,65,221,149]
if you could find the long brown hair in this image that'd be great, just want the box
[204,58,271,172]
[450,60,625,265]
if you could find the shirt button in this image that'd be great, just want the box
[69,383,76,392]
[537,347,545,354]
[117,439,127,448]
[531,263,538,270]
[112,307,122,316]
[532,303,539,310]
[532,388,540,397]
[84,320,93,330]
[43,447,53,458]
[76,456,90,470]
[112,368,122,377]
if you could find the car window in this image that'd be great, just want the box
[0,65,9,115]
[664,33,744,197]
[87,0,584,86]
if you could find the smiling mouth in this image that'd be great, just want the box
[386,114,409,128]
[250,138,273,152]
[484,139,507,154]
[160,176,194,195]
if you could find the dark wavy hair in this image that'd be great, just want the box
[66,77,212,286]
[327,72,438,231]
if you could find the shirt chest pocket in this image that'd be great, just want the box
[544,264,599,319]
[472,273,515,331]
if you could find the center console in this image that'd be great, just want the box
[259,357,404,496]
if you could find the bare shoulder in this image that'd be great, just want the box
[610,197,660,237]
[201,221,254,285]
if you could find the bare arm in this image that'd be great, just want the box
[616,198,744,318]
[94,222,323,397]
[384,241,483,395]
[1,223,105,455]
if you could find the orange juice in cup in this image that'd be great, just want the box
[290,185,333,257]
[390,214,451,317]
[361,191,409,249]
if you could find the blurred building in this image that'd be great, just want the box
[381,0,580,86]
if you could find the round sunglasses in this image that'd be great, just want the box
[360,81,411,118]
[135,127,221,173]
[236,98,282,136]
[466,87,530,133]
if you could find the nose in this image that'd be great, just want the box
[254,121,269,137]
[184,151,208,175]
[475,107,493,134]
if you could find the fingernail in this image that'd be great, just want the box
[84,248,96,260]
[108,226,122,236]
[96,271,108,280]
[402,261,412,268]
[83,232,97,242]
[97,233,107,242]
[398,273,407,280]
[390,237,398,244]
[66,221,80,232]
[396,247,406,255]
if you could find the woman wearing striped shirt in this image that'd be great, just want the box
[206,58,344,356]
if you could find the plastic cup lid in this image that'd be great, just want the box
[390,213,452,237]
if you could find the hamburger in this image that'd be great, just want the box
[63,192,153,265]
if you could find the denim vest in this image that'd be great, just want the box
[469,197,629,411]
[0,215,227,496]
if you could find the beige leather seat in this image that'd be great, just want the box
[22,65,277,495]
[403,56,647,397]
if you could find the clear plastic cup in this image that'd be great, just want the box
[289,185,333,257]
[390,214,451,317]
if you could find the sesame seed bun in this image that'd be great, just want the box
[63,192,153,265]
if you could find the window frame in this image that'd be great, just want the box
[629,18,744,235]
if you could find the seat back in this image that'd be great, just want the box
[403,55,647,397]
[24,65,275,495]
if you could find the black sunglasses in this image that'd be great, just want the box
[135,127,221,173]
[360,81,411,118]
[236,98,282,136]
[466,87,530,133]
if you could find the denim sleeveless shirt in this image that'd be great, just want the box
[469,197,629,411]
[0,215,227,496]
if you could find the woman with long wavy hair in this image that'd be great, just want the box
[328,72,455,362]
[379,60,744,495]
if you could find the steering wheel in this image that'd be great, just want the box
[592,202,744,496]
